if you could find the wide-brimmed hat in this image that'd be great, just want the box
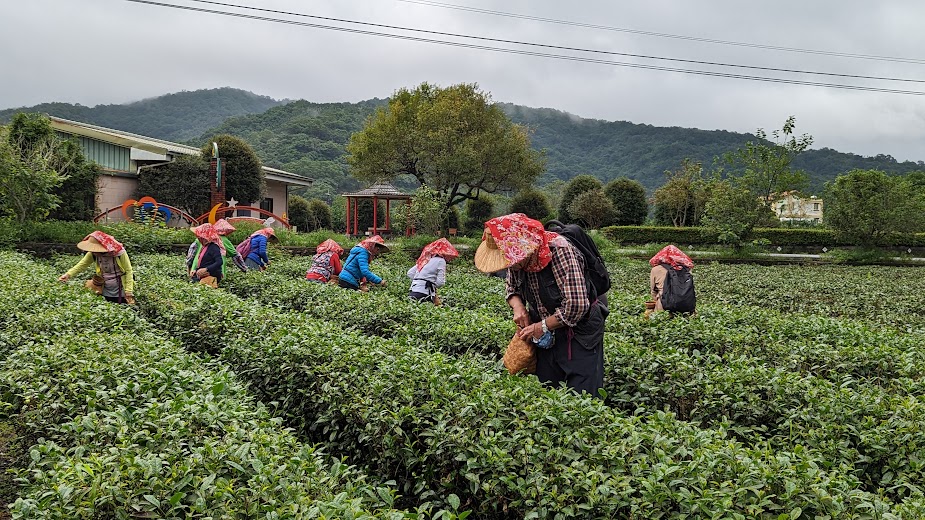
[474,232,510,273]
[77,236,110,253]
[361,234,390,252]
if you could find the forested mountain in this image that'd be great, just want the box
[198,98,389,201]
[0,88,282,142]
[4,87,922,198]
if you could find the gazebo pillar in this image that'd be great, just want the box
[353,198,359,236]
[345,197,351,235]
[385,199,391,233]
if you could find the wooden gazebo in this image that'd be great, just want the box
[343,182,412,237]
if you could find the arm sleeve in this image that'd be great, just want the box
[357,250,382,284]
[407,264,418,280]
[66,253,96,277]
[504,269,522,302]
[186,242,197,269]
[434,258,447,288]
[331,254,342,275]
[201,244,225,277]
[651,266,666,307]
[117,254,134,294]
[550,246,590,328]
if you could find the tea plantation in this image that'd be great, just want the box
[4,250,925,518]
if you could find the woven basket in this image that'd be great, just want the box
[503,335,537,375]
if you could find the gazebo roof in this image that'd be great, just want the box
[343,182,411,200]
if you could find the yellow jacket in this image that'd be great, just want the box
[66,252,134,294]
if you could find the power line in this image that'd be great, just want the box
[396,0,925,66]
[178,0,925,85]
[118,0,925,96]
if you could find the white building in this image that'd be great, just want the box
[774,191,823,223]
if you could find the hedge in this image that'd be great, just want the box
[601,225,925,247]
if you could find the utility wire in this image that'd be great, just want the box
[180,0,925,84]
[119,0,925,96]
[396,0,925,66]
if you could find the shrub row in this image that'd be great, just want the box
[162,254,925,500]
[0,253,429,519]
[601,225,925,247]
[132,269,916,518]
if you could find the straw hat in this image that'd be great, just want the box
[76,236,108,253]
[474,232,510,274]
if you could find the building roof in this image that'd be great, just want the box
[49,116,312,187]
[50,117,200,156]
[343,182,410,199]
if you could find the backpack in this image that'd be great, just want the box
[236,235,254,259]
[544,220,611,298]
[660,265,696,313]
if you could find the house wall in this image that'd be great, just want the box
[249,180,289,219]
[96,175,139,217]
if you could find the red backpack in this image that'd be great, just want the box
[236,235,254,259]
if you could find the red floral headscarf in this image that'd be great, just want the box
[213,219,236,235]
[359,235,387,253]
[86,231,125,256]
[316,239,344,255]
[650,245,694,270]
[251,227,276,239]
[416,238,459,271]
[484,213,559,272]
[193,223,226,256]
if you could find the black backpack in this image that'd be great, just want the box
[544,220,611,298]
[661,264,696,313]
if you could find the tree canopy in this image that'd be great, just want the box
[347,83,545,210]
[558,175,603,224]
[604,177,648,225]
[509,188,552,222]
[824,169,925,246]
[200,134,265,205]
[138,155,211,216]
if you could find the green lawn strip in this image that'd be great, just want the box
[0,252,431,519]
[132,270,913,519]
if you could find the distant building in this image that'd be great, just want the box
[774,191,823,223]
[48,117,312,219]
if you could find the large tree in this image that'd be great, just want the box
[347,83,544,210]
[824,169,925,246]
[200,134,265,205]
[604,177,648,225]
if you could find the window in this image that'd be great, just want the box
[236,208,251,217]
[813,203,820,212]
[260,198,274,214]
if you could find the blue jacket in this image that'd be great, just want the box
[338,246,382,287]
[246,234,269,266]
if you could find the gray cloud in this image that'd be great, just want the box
[3,0,925,161]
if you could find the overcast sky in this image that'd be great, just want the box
[3,0,925,162]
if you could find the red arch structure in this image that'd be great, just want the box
[93,199,199,226]
[194,205,292,230]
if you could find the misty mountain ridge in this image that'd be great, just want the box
[2,87,922,197]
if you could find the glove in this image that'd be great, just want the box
[58,273,70,282]
[124,293,136,305]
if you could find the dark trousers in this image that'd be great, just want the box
[535,326,605,397]
[339,279,359,290]
[103,295,126,304]
[408,291,435,304]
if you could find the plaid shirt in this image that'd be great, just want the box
[506,239,590,327]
